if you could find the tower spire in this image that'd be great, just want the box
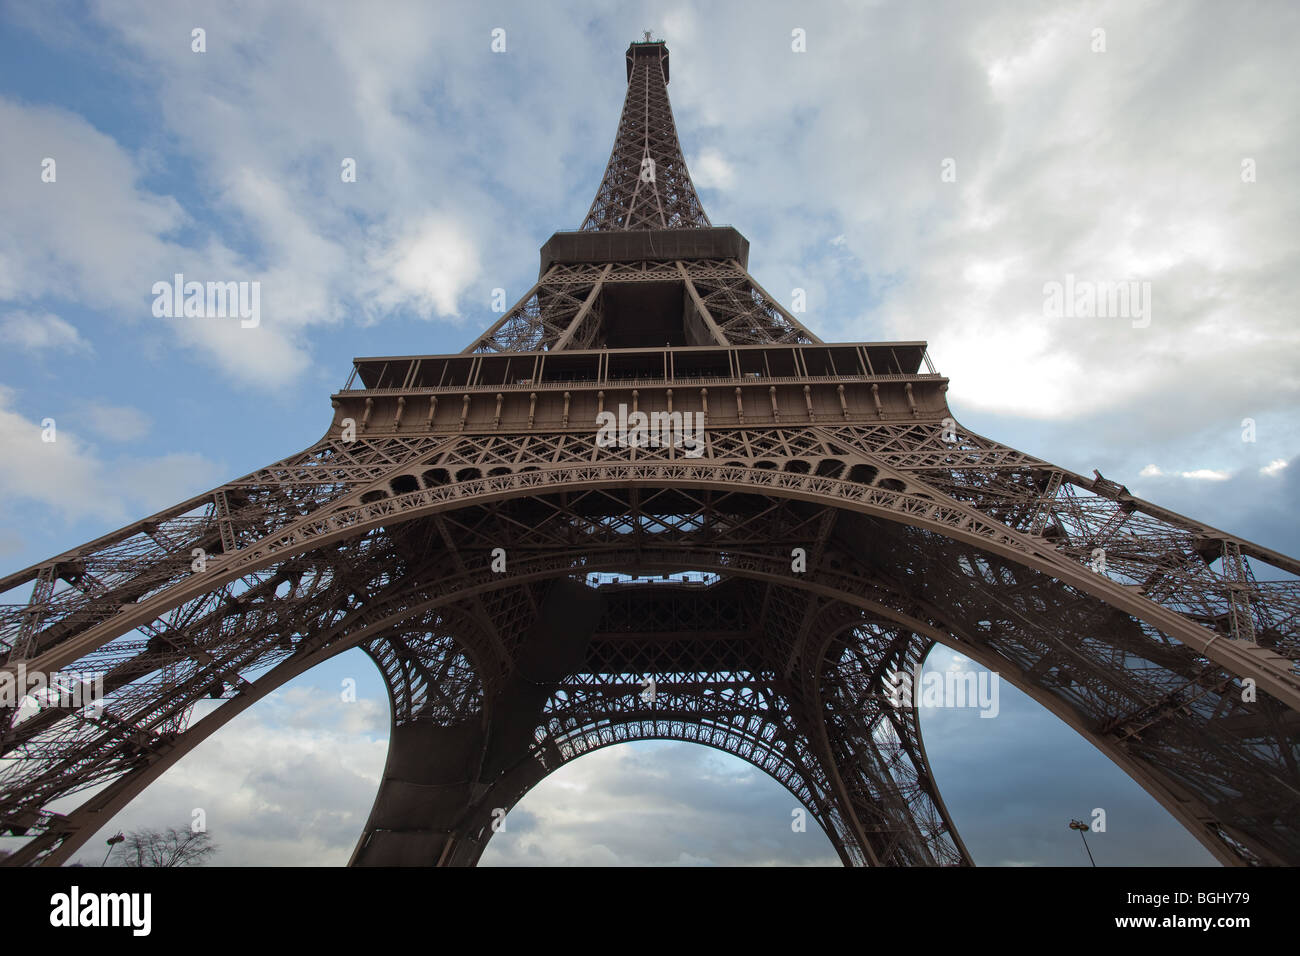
[581,40,710,231]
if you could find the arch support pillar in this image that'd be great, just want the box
[351,578,605,866]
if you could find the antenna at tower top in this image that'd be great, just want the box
[643,30,653,42]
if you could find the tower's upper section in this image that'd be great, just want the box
[447,36,827,355]
[580,40,711,231]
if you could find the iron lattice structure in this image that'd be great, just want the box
[2,40,1299,868]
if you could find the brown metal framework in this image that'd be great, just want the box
[2,39,1298,867]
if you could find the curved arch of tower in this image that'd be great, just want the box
[2,39,1297,868]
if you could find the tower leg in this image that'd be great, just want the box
[351,579,604,866]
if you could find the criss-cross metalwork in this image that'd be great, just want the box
[581,40,709,231]
[2,39,1297,868]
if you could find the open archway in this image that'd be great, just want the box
[478,740,840,866]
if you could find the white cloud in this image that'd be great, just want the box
[0,311,91,353]
[656,2,1300,433]
[1136,464,1235,482]
[85,403,151,443]
[482,742,838,867]
[1,0,1293,432]
[0,96,313,386]
[1260,459,1288,477]
[368,215,481,320]
[0,3,505,389]
[691,149,736,190]
[0,387,220,523]
[0,98,183,310]
[63,678,389,867]
[174,315,313,388]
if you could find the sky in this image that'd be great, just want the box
[1,0,1296,866]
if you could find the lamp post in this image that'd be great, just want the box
[1069,819,1096,866]
[101,832,124,867]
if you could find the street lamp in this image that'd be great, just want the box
[1069,819,1096,866]
[101,832,124,867]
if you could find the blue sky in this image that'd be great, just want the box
[1,0,1296,865]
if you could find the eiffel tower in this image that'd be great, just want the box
[3,37,1298,868]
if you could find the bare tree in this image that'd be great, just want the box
[111,826,217,867]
